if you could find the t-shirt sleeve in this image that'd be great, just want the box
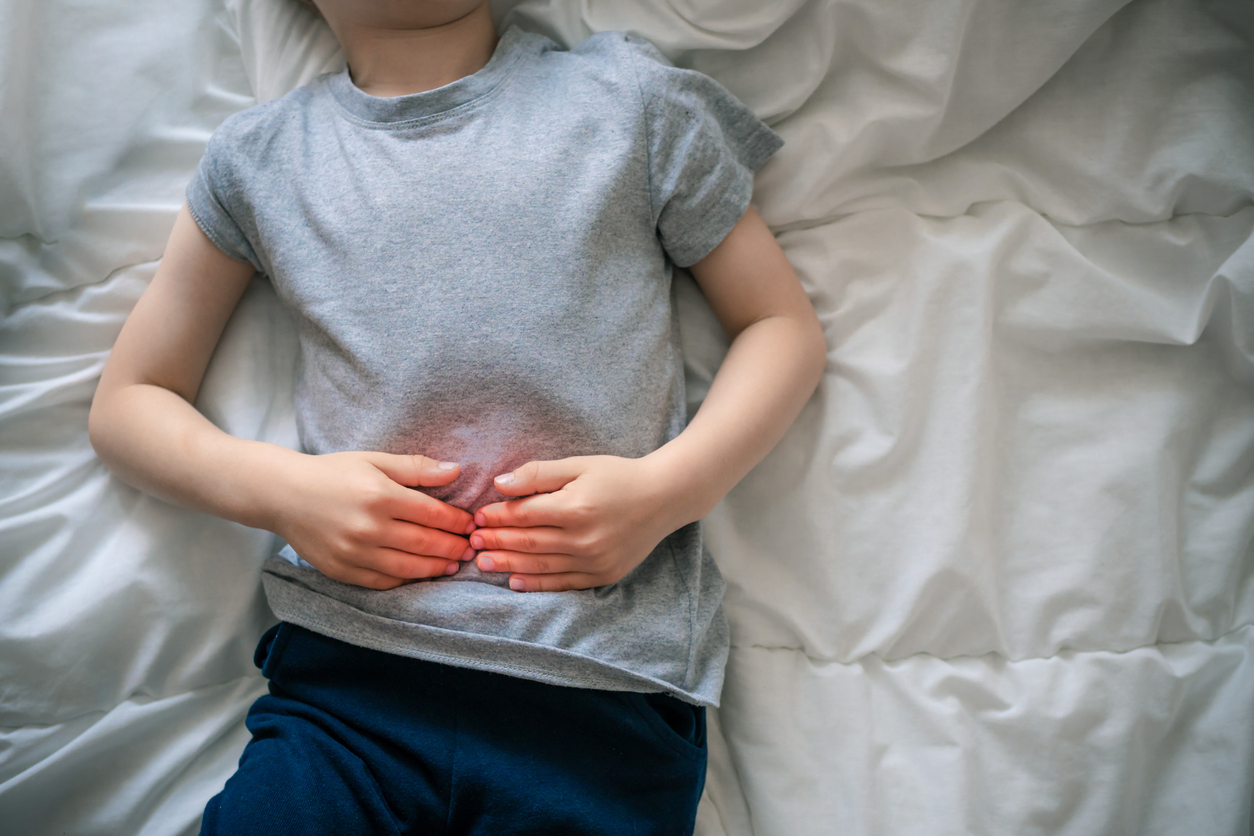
[185,126,264,272]
[625,36,783,268]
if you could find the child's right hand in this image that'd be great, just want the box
[268,452,476,590]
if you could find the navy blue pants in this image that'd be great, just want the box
[201,624,707,835]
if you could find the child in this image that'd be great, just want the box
[88,1,826,833]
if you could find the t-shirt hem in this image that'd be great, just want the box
[262,571,722,707]
[661,106,784,269]
[667,176,753,268]
[185,172,262,271]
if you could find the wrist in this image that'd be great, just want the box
[198,433,306,533]
[639,443,724,530]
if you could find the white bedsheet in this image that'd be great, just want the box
[2,1,1251,834]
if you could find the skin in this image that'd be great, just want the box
[306,0,498,96]
[88,1,827,593]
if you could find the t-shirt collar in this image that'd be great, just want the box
[327,25,531,124]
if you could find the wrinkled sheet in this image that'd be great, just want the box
[1,0,1252,834]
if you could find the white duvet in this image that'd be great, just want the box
[1,1,1252,834]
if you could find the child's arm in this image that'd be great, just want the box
[470,206,826,591]
[89,206,476,589]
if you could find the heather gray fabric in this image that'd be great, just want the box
[185,26,782,706]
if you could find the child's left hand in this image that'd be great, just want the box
[470,456,687,592]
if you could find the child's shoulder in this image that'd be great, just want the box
[559,29,675,73]
[205,81,320,157]
[529,28,706,118]
[557,29,727,109]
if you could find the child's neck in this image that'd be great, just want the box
[338,4,498,98]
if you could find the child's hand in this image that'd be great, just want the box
[470,456,682,592]
[270,452,476,590]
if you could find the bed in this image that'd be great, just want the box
[2,0,1252,833]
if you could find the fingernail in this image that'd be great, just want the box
[461,546,475,561]
[464,520,476,535]
[445,562,460,575]
[508,577,524,591]
[438,461,458,471]
[470,533,483,550]
[475,511,486,527]
[494,473,514,485]
[478,556,495,572]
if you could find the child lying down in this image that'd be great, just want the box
[89,1,825,833]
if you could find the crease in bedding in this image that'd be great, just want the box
[772,202,1254,238]
[731,620,1254,666]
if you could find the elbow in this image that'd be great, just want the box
[800,308,828,394]
[87,384,125,467]
[87,391,110,459]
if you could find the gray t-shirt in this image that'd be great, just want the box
[186,26,782,706]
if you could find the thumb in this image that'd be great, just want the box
[493,458,584,497]
[366,453,461,488]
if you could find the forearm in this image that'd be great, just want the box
[88,206,476,589]
[88,383,297,531]
[91,383,478,587]
[646,309,826,528]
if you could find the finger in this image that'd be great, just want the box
[474,551,580,575]
[366,546,462,580]
[474,493,568,529]
[386,487,476,535]
[492,458,586,498]
[505,572,602,593]
[469,526,566,555]
[384,521,474,562]
[367,452,463,489]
